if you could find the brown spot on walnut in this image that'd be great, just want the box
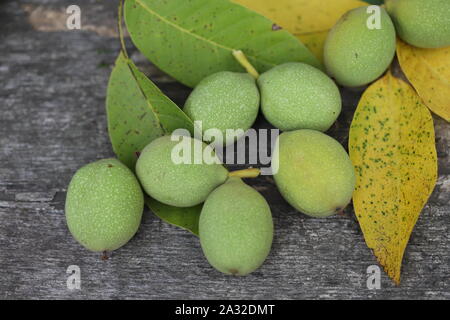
[107,164,113,168]
[336,207,345,216]
[101,251,109,261]
[229,268,239,275]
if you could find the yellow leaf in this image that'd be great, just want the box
[397,40,450,122]
[233,0,366,62]
[349,72,438,284]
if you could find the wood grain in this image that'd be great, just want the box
[0,0,448,300]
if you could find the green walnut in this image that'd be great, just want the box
[386,0,450,48]
[258,62,341,132]
[65,159,144,252]
[184,71,260,145]
[272,130,355,218]
[136,135,228,207]
[324,6,396,87]
[199,177,273,275]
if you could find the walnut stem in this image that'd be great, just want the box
[228,168,260,178]
[232,50,260,79]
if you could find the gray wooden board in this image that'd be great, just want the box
[0,0,449,300]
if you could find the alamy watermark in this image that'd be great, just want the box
[170,121,279,175]
[366,5,382,30]
[66,265,81,290]
[348,265,382,289]
[366,265,381,290]
[66,5,81,30]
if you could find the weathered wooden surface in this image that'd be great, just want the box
[0,0,448,300]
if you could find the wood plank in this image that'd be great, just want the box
[0,0,448,299]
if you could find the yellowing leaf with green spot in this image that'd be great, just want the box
[397,40,450,122]
[233,0,366,62]
[349,72,438,284]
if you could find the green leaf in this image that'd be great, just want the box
[124,0,321,88]
[106,51,194,169]
[146,197,202,236]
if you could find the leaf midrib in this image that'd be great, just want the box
[125,58,165,134]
